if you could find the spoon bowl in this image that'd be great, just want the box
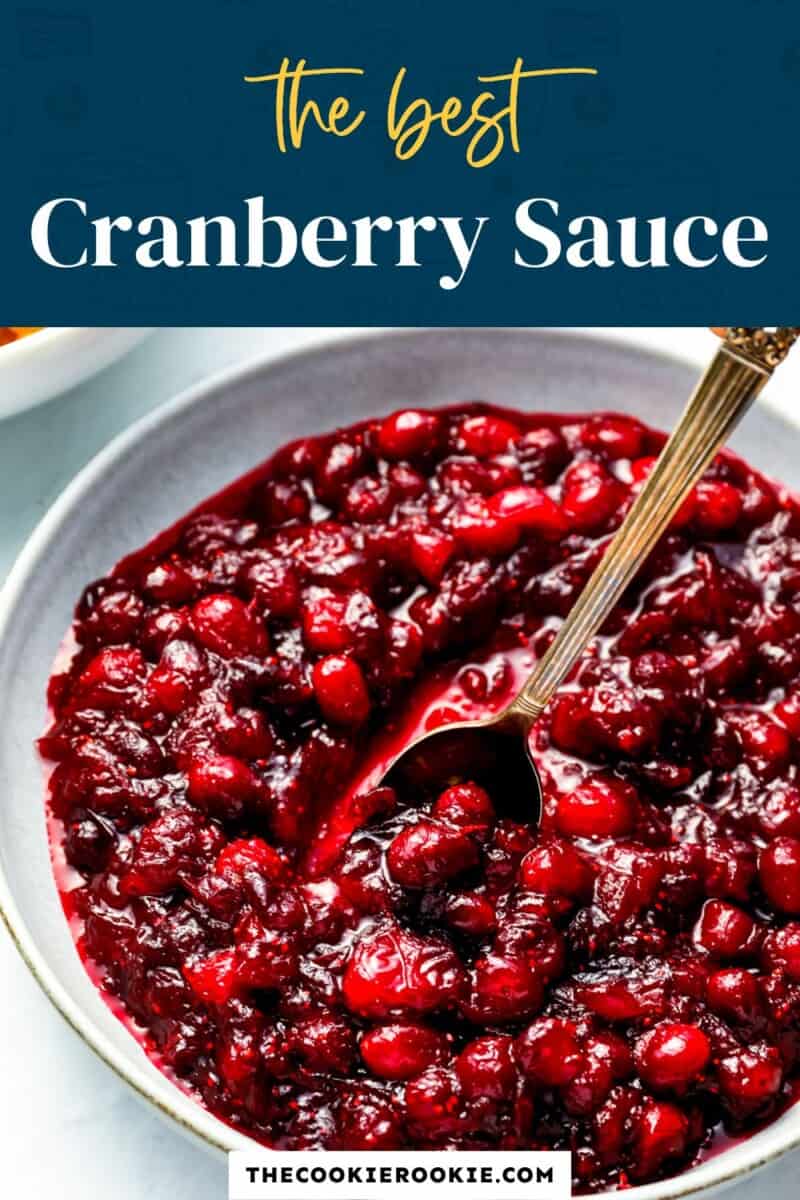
[381,710,544,823]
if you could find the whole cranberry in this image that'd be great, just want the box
[146,640,207,715]
[694,900,756,959]
[314,439,365,503]
[631,1100,689,1180]
[386,819,479,889]
[561,460,624,533]
[187,754,259,820]
[458,413,520,456]
[455,1035,517,1100]
[706,968,762,1023]
[463,952,543,1024]
[657,842,706,912]
[312,655,371,726]
[339,834,400,915]
[443,892,497,937]
[693,479,743,535]
[634,1022,711,1092]
[718,1044,783,1114]
[516,1017,583,1086]
[143,559,197,605]
[484,454,521,493]
[437,457,492,497]
[221,706,274,761]
[561,1050,614,1116]
[378,409,441,461]
[297,879,356,945]
[760,837,800,913]
[449,494,519,557]
[520,839,593,899]
[581,414,645,460]
[554,776,637,839]
[190,594,268,658]
[630,649,692,692]
[431,782,495,836]
[733,711,791,780]
[493,899,566,981]
[518,426,568,483]
[301,589,352,654]
[360,1022,449,1080]
[459,657,511,704]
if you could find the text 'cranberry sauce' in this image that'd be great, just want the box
[41,405,800,1190]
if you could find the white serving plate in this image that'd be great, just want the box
[0,327,150,419]
[1,328,799,1197]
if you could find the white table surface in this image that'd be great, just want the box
[2,327,800,1199]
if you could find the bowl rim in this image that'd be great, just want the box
[0,327,93,362]
[0,326,155,420]
[0,326,152,368]
[1,325,798,1195]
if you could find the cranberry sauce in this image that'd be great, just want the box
[41,404,800,1190]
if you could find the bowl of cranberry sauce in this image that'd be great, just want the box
[36,379,800,1191]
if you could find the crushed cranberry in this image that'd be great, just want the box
[41,404,800,1188]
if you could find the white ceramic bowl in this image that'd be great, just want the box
[1,329,799,1196]
[0,327,150,419]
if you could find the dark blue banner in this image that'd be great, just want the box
[1,1,798,324]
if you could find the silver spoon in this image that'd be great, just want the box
[380,327,800,818]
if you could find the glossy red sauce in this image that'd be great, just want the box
[40,404,800,1189]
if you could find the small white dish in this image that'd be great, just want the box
[1,329,799,1197]
[0,327,150,420]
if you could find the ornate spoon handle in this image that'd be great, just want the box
[506,328,800,726]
